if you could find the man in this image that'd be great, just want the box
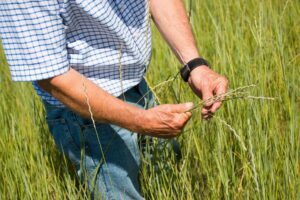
[0,0,228,199]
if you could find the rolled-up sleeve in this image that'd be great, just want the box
[0,1,69,81]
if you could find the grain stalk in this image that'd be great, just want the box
[80,75,116,198]
[187,84,276,113]
[215,116,247,151]
[119,43,126,101]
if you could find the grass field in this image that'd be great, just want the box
[0,0,299,199]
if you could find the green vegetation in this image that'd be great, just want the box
[0,0,299,199]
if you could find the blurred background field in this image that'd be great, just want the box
[0,0,299,199]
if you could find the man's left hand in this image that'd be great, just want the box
[188,66,228,119]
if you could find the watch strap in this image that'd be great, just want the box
[180,57,210,82]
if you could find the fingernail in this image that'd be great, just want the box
[185,102,194,109]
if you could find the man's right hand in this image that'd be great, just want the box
[136,102,194,138]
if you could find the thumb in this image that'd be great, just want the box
[169,102,194,113]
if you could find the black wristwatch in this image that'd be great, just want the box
[180,57,210,82]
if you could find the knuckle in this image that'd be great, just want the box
[173,120,183,129]
[179,117,187,126]
[202,82,210,89]
[224,80,229,87]
[221,76,228,84]
[171,114,189,130]
[173,122,182,130]
[165,105,173,112]
[183,113,191,121]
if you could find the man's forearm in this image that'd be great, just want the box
[150,0,199,64]
[38,68,143,132]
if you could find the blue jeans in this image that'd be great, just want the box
[43,79,155,200]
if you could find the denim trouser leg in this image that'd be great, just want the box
[43,79,154,200]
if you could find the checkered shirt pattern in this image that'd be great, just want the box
[0,0,152,105]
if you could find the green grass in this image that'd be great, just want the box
[1,0,299,199]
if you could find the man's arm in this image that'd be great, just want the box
[37,68,193,138]
[1,1,193,138]
[150,0,228,118]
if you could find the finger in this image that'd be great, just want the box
[173,112,192,130]
[182,111,192,123]
[208,78,228,113]
[202,107,209,115]
[169,102,194,113]
[169,129,182,138]
[214,78,228,99]
[210,101,222,113]
[201,106,213,119]
[201,88,214,107]
[202,112,214,120]
[177,111,192,124]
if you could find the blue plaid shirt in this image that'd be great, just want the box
[0,0,152,105]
